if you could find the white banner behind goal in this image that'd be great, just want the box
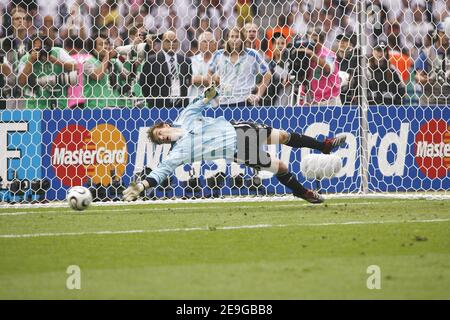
[0,104,448,203]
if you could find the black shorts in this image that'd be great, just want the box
[231,121,273,170]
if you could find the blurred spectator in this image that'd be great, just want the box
[385,21,406,54]
[1,6,35,108]
[385,21,413,85]
[60,0,93,41]
[434,0,450,23]
[64,36,92,108]
[208,26,271,106]
[122,5,148,41]
[27,1,42,30]
[109,58,134,107]
[0,2,5,35]
[37,0,67,28]
[387,48,415,105]
[400,0,434,60]
[317,9,341,50]
[94,0,124,47]
[194,0,236,42]
[386,40,413,85]
[243,22,260,51]
[95,0,121,31]
[3,1,42,32]
[289,1,310,36]
[83,34,128,108]
[235,0,253,28]
[262,14,296,60]
[296,30,341,106]
[128,26,143,45]
[0,37,13,109]
[336,0,357,32]
[189,31,217,100]
[415,23,450,105]
[129,26,162,99]
[118,0,144,22]
[385,0,409,23]
[2,0,449,109]
[9,6,34,55]
[144,0,195,53]
[18,31,77,109]
[243,20,265,94]
[335,32,359,106]
[366,0,389,47]
[100,23,123,47]
[0,0,38,32]
[140,30,192,108]
[193,15,212,40]
[367,42,405,105]
[8,6,35,69]
[119,26,150,105]
[41,16,62,47]
[264,33,291,106]
[187,38,198,57]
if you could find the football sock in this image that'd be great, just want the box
[276,171,307,195]
[286,132,324,151]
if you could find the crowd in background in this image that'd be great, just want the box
[0,0,449,109]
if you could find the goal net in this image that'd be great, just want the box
[0,0,449,203]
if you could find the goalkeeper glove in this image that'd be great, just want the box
[203,83,219,107]
[122,182,145,202]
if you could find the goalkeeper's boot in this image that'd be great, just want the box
[294,189,324,204]
[203,83,220,106]
[322,134,347,154]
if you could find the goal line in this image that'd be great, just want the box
[1,192,449,210]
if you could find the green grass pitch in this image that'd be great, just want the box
[0,198,449,299]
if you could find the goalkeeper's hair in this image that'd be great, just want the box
[147,122,168,144]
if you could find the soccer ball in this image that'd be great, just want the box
[67,186,92,211]
[300,154,343,179]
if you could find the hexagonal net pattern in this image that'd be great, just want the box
[0,0,448,204]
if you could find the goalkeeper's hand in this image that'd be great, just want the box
[122,182,145,202]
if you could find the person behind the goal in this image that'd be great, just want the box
[123,85,346,203]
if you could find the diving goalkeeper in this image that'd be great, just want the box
[123,85,346,203]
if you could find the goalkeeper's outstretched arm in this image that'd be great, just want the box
[122,84,220,201]
[122,148,187,201]
[122,177,157,202]
[175,84,220,124]
[122,167,170,202]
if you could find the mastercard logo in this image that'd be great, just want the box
[51,124,128,187]
[414,119,450,179]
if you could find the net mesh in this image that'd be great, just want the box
[0,0,449,203]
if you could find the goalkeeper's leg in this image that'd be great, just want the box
[267,129,346,154]
[257,156,324,204]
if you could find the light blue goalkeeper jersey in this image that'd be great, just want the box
[148,98,237,184]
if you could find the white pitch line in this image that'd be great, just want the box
[0,200,427,217]
[1,218,449,239]
[0,208,136,216]
[1,193,449,210]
